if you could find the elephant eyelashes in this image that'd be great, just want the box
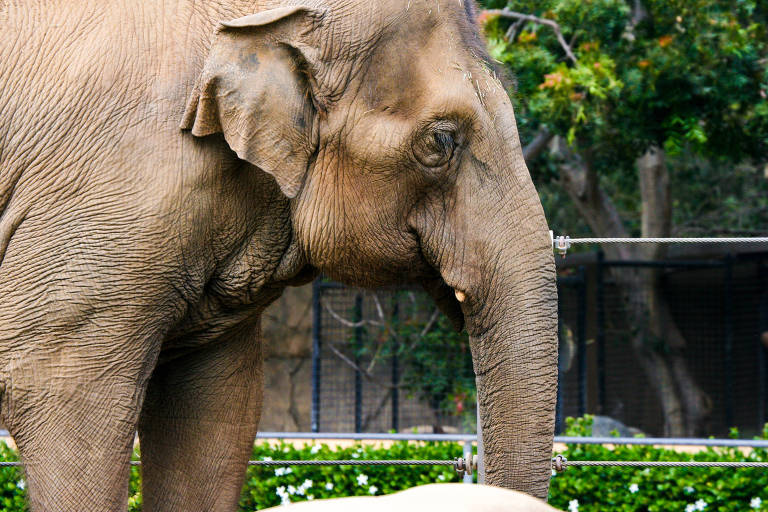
[412,121,457,169]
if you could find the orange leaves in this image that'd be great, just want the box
[658,35,674,47]
[539,71,565,90]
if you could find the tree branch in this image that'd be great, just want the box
[552,136,634,260]
[326,341,402,390]
[483,9,578,65]
[637,146,671,259]
[523,129,554,164]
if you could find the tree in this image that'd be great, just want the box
[478,0,768,435]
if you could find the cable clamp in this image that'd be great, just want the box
[554,236,571,257]
[454,455,476,478]
[552,454,568,473]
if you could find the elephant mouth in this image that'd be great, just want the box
[421,274,465,332]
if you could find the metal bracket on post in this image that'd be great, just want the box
[454,455,478,479]
[555,236,571,257]
[552,454,568,473]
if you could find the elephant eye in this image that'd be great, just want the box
[413,122,457,169]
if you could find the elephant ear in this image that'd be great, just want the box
[180,6,324,198]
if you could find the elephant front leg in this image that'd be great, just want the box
[3,348,157,512]
[138,321,264,512]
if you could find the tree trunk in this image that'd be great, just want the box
[550,139,711,435]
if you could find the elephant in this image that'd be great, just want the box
[262,484,562,511]
[0,0,558,510]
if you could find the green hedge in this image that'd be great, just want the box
[549,417,768,512]
[2,417,767,511]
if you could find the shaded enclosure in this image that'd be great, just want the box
[311,251,768,437]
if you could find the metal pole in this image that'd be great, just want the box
[391,296,400,432]
[555,279,564,434]
[596,251,606,414]
[724,254,734,429]
[354,294,364,433]
[462,440,474,484]
[311,279,322,433]
[759,262,768,429]
[577,266,587,416]
[476,406,484,484]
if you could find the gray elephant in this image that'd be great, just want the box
[0,0,557,510]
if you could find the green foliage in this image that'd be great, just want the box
[238,440,466,509]
[3,422,768,510]
[352,291,476,428]
[0,442,26,511]
[479,0,768,237]
[549,416,768,511]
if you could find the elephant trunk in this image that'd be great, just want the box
[444,171,558,499]
[468,242,558,498]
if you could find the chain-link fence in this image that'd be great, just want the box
[312,252,768,437]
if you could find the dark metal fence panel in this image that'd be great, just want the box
[312,283,476,433]
[312,252,768,437]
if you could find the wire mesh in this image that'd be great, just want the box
[313,252,768,438]
[314,284,476,434]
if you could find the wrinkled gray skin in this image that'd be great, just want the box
[0,0,557,510]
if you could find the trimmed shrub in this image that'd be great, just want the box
[1,417,767,511]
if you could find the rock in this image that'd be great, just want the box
[589,415,644,437]
[260,357,311,431]
[262,284,313,358]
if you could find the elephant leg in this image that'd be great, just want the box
[138,319,264,512]
[3,347,156,511]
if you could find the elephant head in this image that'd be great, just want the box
[182,0,557,498]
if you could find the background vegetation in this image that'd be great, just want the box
[473,0,768,436]
[3,417,768,510]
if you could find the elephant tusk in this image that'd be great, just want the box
[454,290,466,303]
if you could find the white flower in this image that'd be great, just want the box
[276,486,291,506]
[283,447,290,453]
[686,505,696,512]
[551,469,557,477]
[351,452,360,458]
[368,485,379,495]
[302,479,313,489]
[310,445,321,455]
[17,480,25,490]
[568,499,579,512]
[325,482,334,491]
[307,495,314,500]
[695,499,708,511]
[287,485,298,495]
[751,497,762,509]
[437,474,446,481]
[356,474,369,486]
[628,483,639,494]
[274,467,293,477]
[262,456,273,462]
[684,486,695,494]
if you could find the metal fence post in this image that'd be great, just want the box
[311,279,322,433]
[556,279,564,435]
[724,254,734,429]
[759,261,768,429]
[596,251,606,414]
[476,406,484,484]
[391,296,400,432]
[354,294,364,433]
[577,266,587,417]
[463,440,474,484]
